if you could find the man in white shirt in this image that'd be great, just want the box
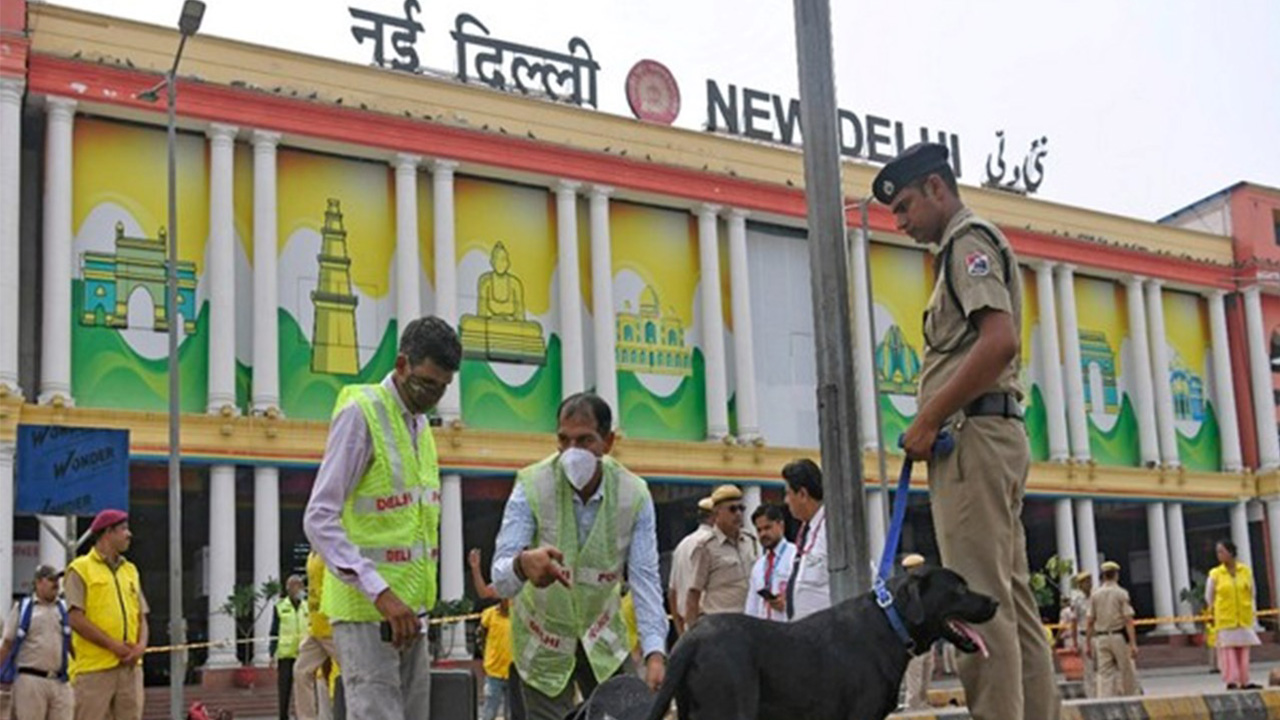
[745,504,794,622]
[668,497,713,636]
[782,459,828,621]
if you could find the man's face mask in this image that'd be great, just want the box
[559,447,599,491]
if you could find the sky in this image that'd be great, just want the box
[45,0,1280,222]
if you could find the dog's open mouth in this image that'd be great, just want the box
[945,619,990,658]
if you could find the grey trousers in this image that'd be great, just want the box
[332,622,432,720]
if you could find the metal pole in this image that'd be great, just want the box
[165,34,188,719]
[860,201,890,534]
[792,0,870,602]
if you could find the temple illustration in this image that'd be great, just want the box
[310,199,360,375]
[615,286,691,376]
[874,325,921,395]
[459,241,548,365]
[1079,329,1120,415]
[80,221,196,334]
[1169,354,1205,422]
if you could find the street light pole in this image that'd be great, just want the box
[792,0,871,603]
[139,4,204,717]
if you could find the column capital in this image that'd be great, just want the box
[556,179,581,194]
[1243,284,1263,298]
[45,96,77,117]
[695,203,722,217]
[1205,288,1228,302]
[393,152,422,170]
[430,158,459,175]
[1145,277,1165,290]
[1032,259,1057,273]
[726,207,751,221]
[0,77,25,103]
[1054,262,1078,275]
[1124,273,1148,286]
[589,184,614,198]
[251,129,281,148]
[207,123,239,142]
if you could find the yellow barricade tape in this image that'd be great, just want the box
[1043,608,1280,633]
[143,611,485,655]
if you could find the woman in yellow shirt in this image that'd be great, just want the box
[1205,540,1261,690]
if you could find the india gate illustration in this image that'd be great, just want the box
[310,199,360,375]
[459,242,547,365]
[615,286,691,376]
[80,221,196,334]
[875,325,921,395]
[1079,330,1120,416]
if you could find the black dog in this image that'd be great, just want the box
[645,566,997,720]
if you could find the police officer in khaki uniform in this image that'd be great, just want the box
[877,142,1062,720]
[1067,571,1096,698]
[1087,561,1138,697]
[685,484,758,625]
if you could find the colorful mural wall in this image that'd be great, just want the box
[1075,275,1141,466]
[611,202,707,440]
[868,243,933,450]
[71,118,210,411]
[1020,267,1049,462]
[1162,290,1221,471]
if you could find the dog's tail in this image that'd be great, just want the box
[644,636,695,720]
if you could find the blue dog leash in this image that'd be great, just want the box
[872,430,955,652]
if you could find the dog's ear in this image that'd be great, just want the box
[903,576,926,626]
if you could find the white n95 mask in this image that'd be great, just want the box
[560,447,599,491]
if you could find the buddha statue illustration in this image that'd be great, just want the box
[459,241,547,365]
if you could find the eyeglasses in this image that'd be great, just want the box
[727,504,746,513]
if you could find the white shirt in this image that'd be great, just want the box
[669,524,713,617]
[788,505,830,621]
[745,538,795,621]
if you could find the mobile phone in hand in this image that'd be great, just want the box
[380,614,428,643]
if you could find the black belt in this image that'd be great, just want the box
[18,666,65,681]
[964,392,1022,421]
[1095,629,1126,637]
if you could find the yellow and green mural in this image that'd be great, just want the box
[868,243,932,448]
[456,177,562,432]
[277,150,398,419]
[1075,275,1140,466]
[611,202,706,440]
[71,118,210,411]
[1162,290,1221,471]
[1020,267,1049,462]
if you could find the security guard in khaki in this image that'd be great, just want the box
[1087,561,1138,698]
[877,142,1062,720]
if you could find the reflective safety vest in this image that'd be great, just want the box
[321,384,441,623]
[512,454,648,697]
[67,547,142,677]
[275,597,309,659]
[306,551,333,639]
[1209,563,1255,630]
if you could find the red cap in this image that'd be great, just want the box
[89,509,128,533]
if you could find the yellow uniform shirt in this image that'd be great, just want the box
[480,605,513,680]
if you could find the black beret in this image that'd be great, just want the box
[872,142,950,205]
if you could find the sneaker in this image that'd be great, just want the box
[1227,683,1239,690]
[1244,683,1262,690]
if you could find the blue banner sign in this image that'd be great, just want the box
[16,425,130,516]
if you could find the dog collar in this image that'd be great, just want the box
[873,577,916,653]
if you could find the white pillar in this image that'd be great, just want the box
[1208,291,1243,472]
[432,160,460,423]
[250,130,281,413]
[1165,503,1194,632]
[696,205,729,439]
[1035,262,1070,462]
[252,466,279,667]
[726,209,761,440]
[1265,496,1280,615]
[866,490,886,566]
[1056,265,1091,462]
[1230,500,1256,583]
[1074,498,1099,583]
[1125,276,1161,467]
[1243,287,1280,470]
[206,465,239,668]
[588,186,618,422]
[1145,502,1177,633]
[743,485,762,527]
[0,444,12,605]
[1145,280,1180,468]
[0,79,23,393]
[207,123,238,413]
[39,97,76,406]
[850,226,879,451]
[1054,498,1078,593]
[394,154,422,329]
[556,180,585,396]
[439,473,467,659]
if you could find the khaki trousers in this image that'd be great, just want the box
[71,665,142,720]
[928,417,1062,720]
[1094,634,1137,697]
[14,674,73,720]
[293,635,339,720]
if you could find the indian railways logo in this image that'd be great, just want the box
[626,59,680,125]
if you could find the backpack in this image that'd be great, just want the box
[0,596,71,683]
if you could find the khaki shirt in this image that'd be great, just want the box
[918,207,1024,408]
[1088,582,1134,634]
[3,598,66,674]
[689,526,759,615]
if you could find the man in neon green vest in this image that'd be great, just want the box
[492,393,668,720]
[304,316,462,720]
[270,575,310,720]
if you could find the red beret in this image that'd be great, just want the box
[89,508,128,533]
